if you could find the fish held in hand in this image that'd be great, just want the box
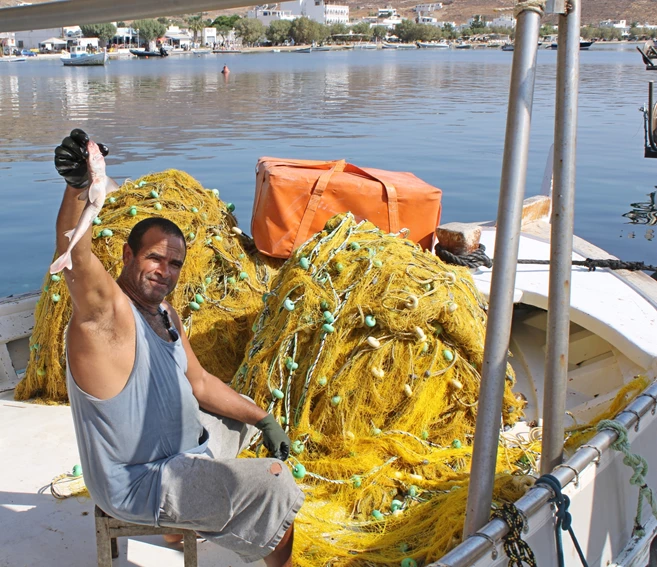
[50,141,119,274]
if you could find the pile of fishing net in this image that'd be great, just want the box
[17,169,281,402]
[234,213,532,566]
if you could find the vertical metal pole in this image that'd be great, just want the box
[463,8,542,537]
[540,0,581,474]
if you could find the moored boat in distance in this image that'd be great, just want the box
[61,45,108,66]
[501,43,514,51]
[212,49,242,54]
[417,41,450,49]
[352,42,377,50]
[129,48,168,58]
[382,42,417,50]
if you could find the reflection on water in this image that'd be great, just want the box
[623,191,656,242]
[0,49,655,295]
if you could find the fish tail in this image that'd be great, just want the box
[88,183,103,205]
[49,252,73,274]
[63,229,75,241]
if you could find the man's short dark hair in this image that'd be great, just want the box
[127,218,186,257]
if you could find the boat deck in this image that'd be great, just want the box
[0,391,259,567]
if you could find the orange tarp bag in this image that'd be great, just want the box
[251,157,443,258]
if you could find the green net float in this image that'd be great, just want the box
[226,202,235,212]
[150,190,159,198]
[451,439,462,449]
[434,323,443,336]
[285,359,299,371]
[390,499,403,512]
[238,253,246,259]
[262,293,270,303]
[100,228,113,237]
[323,311,334,324]
[318,377,328,387]
[92,216,102,225]
[291,440,304,454]
[138,180,147,187]
[421,430,429,440]
[128,206,138,216]
[421,342,429,354]
[108,197,116,204]
[279,416,287,425]
[204,239,212,246]
[443,349,453,362]
[299,257,310,270]
[205,277,212,285]
[189,301,201,311]
[371,510,384,521]
[408,486,418,498]
[284,299,295,311]
[330,395,342,407]
[320,300,330,310]
[372,427,381,436]
[401,558,417,567]
[334,262,344,273]
[188,232,195,240]
[191,207,198,213]
[351,475,362,488]
[447,301,458,313]
[399,542,409,553]
[373,259,383,268]
[271,389,284,400]
[322,323,335,334]
[349,242,360,250]
[292,464,306,479]
[51,293,61,303]
[72,464,82,477]
[214,235,223,242]
[365,315,376,328]
[252,322,258,332]
[153,202,163,211]
[227,276,236,285]
[43,285,49,292]
[239,272,249,280]
[36,367,46,377]
[50,274,61,282]
[194,294,205,304]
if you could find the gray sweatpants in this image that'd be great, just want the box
[158,409,305,563]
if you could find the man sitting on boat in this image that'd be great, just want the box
[53,129,304,567]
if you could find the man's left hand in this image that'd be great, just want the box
[255,414,291,461]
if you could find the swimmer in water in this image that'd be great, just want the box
[221,65,230,74]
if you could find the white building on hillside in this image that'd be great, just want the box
[414,3,442,13]
[247,6,297,26]
[280,0,349,25]
[15,28,64,49]
[433,21,457,29]
[488,15,515,29]
[600,19,627,29]
[417,15,438,25]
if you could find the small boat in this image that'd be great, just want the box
[129,48,168,58]
[352,42,378,50]
[382,42,417,50]
[501,43,514,51]
[191,48,211,56]
[454,43,472,49]
[212,49,242,54]
[292,47,312,53]
[550,39,594,50]
[0,56,26,62]
[61,45,108,66]
[417,41,450,49]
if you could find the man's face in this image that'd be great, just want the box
[122,227,186,304]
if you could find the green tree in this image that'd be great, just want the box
[290,17,314,44]
[329,22,348,37]
[351,21,373,39]
[470,15,486,30]
[371,25,387,41]
[131,19,167,44]
[187,15,205,43]
[117,21,126,27]
[235,18,265,46]
[212,15,242,33]
[267,20,293,45]
[395,19,420,42]
[157,17,169,25]
[79,23,117,45]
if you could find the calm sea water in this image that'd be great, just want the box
[0,44,655,297]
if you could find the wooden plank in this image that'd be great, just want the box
[0,343,19,391]
[0,310,35,343]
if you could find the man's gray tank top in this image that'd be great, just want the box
[67,302,207,525]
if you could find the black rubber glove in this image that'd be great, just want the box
[255,414,291,461]
[54,128,109,189]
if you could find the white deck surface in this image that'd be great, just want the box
[473,227,657,372]
[0,392,261,567]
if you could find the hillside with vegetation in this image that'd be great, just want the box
[2,0,657,26]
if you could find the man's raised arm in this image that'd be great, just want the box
[53,130,119,320]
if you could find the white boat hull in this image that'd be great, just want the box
[61,52,108,66]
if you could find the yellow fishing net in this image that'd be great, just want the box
[234,213,530,565]
[17,169,282,402]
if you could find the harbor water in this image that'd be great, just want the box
[0,44,655,297]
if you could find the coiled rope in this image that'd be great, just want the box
[434,243,657,273]
[491,503,537,567]
[597,419,657,537]
[534,474,588,567]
